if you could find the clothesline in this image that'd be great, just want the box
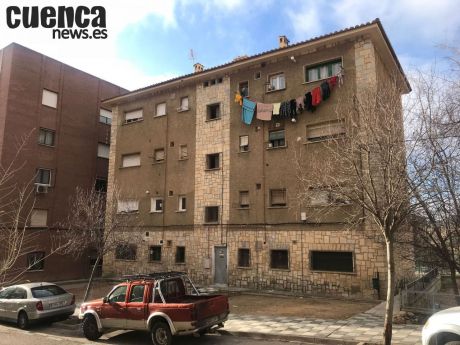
[236,74,343,125]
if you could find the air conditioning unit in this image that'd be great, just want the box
[35,184,49,194]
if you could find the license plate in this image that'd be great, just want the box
[49,301,65,308]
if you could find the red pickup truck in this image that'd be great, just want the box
[79,272,229,345]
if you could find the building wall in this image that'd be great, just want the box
[104,29,410,299]
[0,43,126,282]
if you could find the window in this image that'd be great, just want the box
[151,197,163,212]
[149,246,162,262]
[206,103,221,120]
[129,285,145,303]
[179,145,188,160]
[115,244,137,260]
[30,209,48,227]
[270,249,289,269]
[268,73,285,91]
[238,248,250,267]
[36,168,51,185]
[239,135,249,152]
[305,59,342,82]
[38,128,55,146]
[117,200,139,213]
[178,195,186,211]
[175,246,185,263]
[95,178,107,193]
[154,148,165,162]
[125,109,143,123]
[254,71,261,80]
[206,153,220,170]
[31,285,66,298]
[179,97,189,111]
[27,251,45,271]
[239,191,249,208]
[10,287,27,299]
[98,143,110,159]
[239,81,249,97]
[108,286,127,303]
[42,89,58,108]
[268,130,286,148]
[310,251,354,272]
[155,102,166,117]
[100,108,112,124]
[121,153,140,167]
[204,206,219,223]
[270,189,286,207]
[308,188,350,206]
[306,120,345,142]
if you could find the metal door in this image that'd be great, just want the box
[214,246,227,285]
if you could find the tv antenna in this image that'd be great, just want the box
[189,49,196,64]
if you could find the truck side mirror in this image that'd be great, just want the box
[103,296,108,303]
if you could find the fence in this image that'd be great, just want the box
[401,290,460,314]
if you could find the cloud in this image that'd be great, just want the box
[285,2,323,41]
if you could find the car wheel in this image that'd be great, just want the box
[151,321,172,345]
[17,311,29,330]
[82,315,102,340]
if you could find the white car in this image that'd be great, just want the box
[422,306,460,345]
[0,282,75,329]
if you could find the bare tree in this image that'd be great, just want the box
[60,185,139,302]
[294,77,413,345]
[407,57,460,297]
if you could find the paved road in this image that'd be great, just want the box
[0,322,315,345]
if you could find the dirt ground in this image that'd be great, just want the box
[228,294,377,319]
[64,280,377,320]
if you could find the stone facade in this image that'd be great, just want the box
[103,20,412,299]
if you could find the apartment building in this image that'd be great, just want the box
[0,43,126,282]
[103,19,411,298]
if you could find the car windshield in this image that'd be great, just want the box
[31,285,67,298]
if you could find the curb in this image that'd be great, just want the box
[218,330,381,345]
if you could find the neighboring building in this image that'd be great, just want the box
[103,19,412,298]
[0,43,126,282]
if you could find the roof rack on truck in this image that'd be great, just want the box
[122,271,186,281]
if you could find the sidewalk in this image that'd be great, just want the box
[223,296,422,345]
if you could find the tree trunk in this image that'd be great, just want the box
[383,239,395,345]
[83,255,100,303]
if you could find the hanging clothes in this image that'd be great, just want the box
[279,101,291,118]
[296,96,304,112]
[272,102,281,116]
[256,103,273,121]
[304,92,313,111]
[289,99,297,121]
[234,92,243,106]
[242,98,256,125]
[328,76,338,89]
[321,81,331,101]
[311,87,322,106]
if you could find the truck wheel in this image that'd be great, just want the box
[82,315,102,340]
[17,311,29,330]
[151,321,172,345]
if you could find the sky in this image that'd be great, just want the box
[0,0,459,91]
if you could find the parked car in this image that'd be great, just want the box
[79,272,229,345]
[0,282,75,329]
[422,306,460,345]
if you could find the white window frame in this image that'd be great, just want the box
[125,109,143,123]
[305,58,342,83]
[306,120,345,143]
[100,108,112,124]
[155,102,167,117]
[151,197,164,213]
[178,195,187,212]
[36,168,52,186]
[121,153,141,168]
[154,148,165,162]
[117,200,139,214]
[97,143,110,159]
[239,135,249,152]
[42,89,58,108]
[268,73,285,91]
[179,144,188,160]
[179,97,189,111]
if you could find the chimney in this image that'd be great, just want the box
[194,63,204,73]
[279,35,289,48]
